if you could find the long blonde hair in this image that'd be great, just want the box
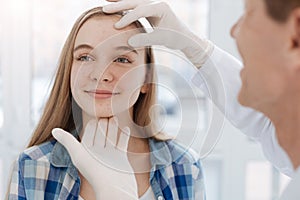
[28,6,169,147]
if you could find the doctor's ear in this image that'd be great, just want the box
[290,8,300,49]
[287,8,300,72]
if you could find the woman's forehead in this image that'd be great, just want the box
[75,16,141,46]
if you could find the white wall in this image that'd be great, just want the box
[0,0,33,197]
[208,0,244,58]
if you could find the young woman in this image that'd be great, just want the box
[6,6,205,200]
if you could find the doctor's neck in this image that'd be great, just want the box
[265,96,300,170]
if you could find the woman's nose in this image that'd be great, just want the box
[89,64,114,83]
[100,71,113,82]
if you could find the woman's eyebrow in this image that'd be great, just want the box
[73,44,94,52]
[115,46,138,55]
[73,44,138,54]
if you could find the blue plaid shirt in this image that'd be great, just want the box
[7,138,205,200]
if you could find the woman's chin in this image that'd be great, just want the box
[95,112,114,118]
[85,108,130,119]
[84,110,114,118]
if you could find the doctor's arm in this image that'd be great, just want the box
[193,45,294,176]
[102,0,294,176]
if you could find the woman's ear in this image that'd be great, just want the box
[140,84,149,94]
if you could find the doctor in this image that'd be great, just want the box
[53,0,300,199]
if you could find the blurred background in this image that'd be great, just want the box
[0,0,291,199]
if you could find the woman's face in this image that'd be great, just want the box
[71,16,147,118]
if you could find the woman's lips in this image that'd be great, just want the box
[86,90,120,99]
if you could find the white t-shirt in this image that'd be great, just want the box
[78,187,155,200]
[279,166,300,200]
[139,187,156,200]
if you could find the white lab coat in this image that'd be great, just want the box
[192,45,294,177]
[279,166,300,199]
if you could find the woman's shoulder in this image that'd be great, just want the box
[150,139,204,183]
[18,140,56,163]
[166,140,200,164]
[150,138,200,165]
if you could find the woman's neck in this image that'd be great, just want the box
[80,109,134,136]
[80,109,149,151]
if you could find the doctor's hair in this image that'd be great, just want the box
[27,6,170,147]
[264,0,300,22]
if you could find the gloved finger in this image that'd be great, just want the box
[52,128,81,150]
[81,120,97,147]
[129,29,187,50]
[128,30,167,47]
[107,117,119,146]
[103,0,146,13]
[113,4,162,29]
[52,128,84,165]
[128,33,154,47]
[95,118,108,147]
[118,126,130,151]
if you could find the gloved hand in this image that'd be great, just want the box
[103,0,214,68]
[52,117,138,200]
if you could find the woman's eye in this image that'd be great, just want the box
[114,57,131,63]
[77,55,94,62]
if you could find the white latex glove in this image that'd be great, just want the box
[279,167,300,200]
[103,0,214,68]
[52,117,138,200]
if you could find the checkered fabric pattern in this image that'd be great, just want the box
[7,139,205,200]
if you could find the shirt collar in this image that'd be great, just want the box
[49,129,79,179]
[148,138,173,169]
